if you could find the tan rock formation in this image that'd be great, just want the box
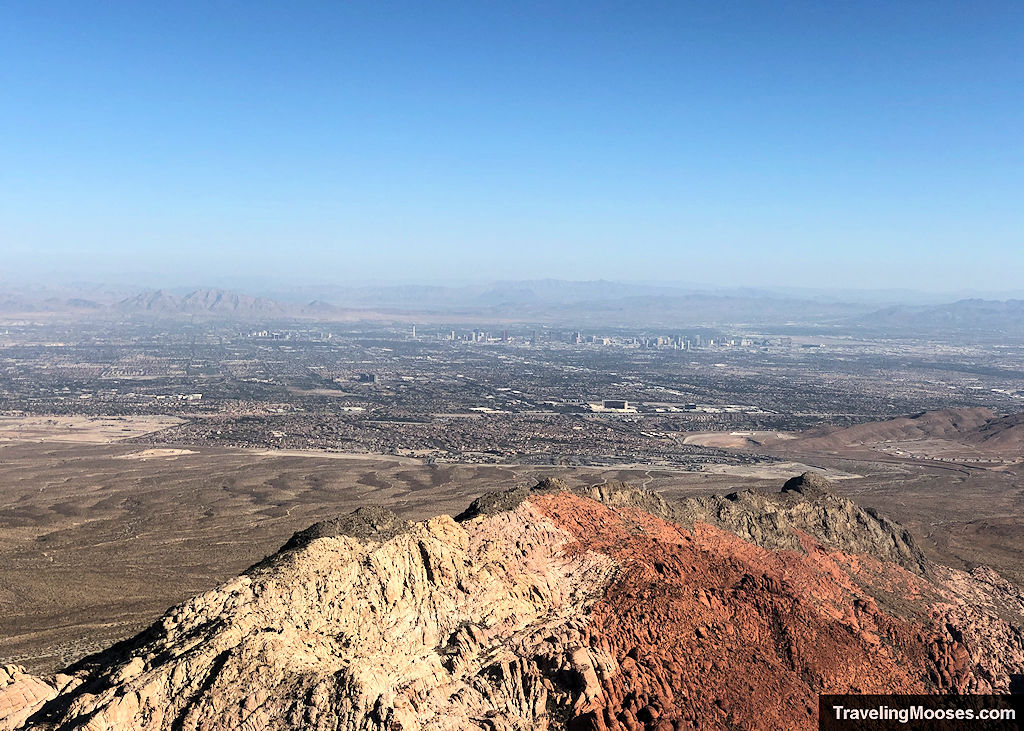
[0,665,57,731]
[4,475,1022,730]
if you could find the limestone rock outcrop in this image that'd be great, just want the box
[4,475,1022,730]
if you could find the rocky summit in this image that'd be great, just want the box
[3,475,1023,731]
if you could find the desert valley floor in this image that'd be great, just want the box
[2,412,1023,677]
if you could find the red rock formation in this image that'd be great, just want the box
[3,476,1022,730]
[535,495,923,729]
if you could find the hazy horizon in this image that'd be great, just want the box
[3,1,1022,290]
[5,274,1024,308]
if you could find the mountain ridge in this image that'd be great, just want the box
[784,407,1024,458]
[4,283,1024,334]
[3,475,1022,730]
[858,298,1024,335]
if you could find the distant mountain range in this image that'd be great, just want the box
[1,282,1023,335]
[0,296,103,313]
[116,289,288,316]
[112,289,358,320]
[858,299,1024,335]
[108,286,875,326]
[266,279,689,308]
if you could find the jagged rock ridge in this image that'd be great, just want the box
[3,475,1022,731]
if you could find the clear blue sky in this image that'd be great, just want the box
[2,1,1022,291]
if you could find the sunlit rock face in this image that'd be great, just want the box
[5,475,1023,731]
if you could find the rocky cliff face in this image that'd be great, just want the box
[3,475,1023,731]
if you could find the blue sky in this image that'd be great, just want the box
[2,1,1022,291]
